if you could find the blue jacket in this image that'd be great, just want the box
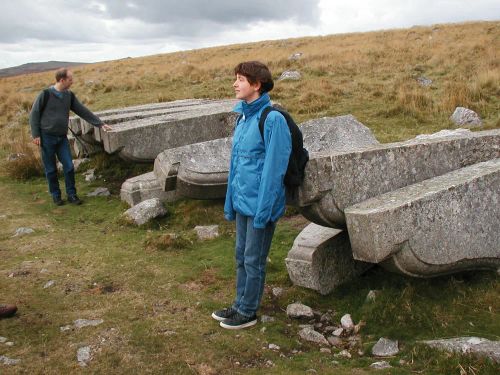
[224,93,292,229]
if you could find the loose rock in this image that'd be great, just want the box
[87,187,110,197]
[268,343,280,350]
[74,319,104,329]
[327,336,343,347]
[278,70,301,81]
[372,337,399,357]
[13,227,34,237]
[194,225,219,240]
[261,315,275,323]
[370,361,392,369]
[84,169,96,182]
[123,198,167,225]
[365,290,379,303]
[272,287,284,298]
[287,303,314,318]
[0,355,20,365]
[340,314,354,332]
[298,327,330,346]
[77,346,92,366]
[43,280,55,289]
[416,76,432,87]
[320,348,332,354]
[288,52,303,61]
[450,107,482,127]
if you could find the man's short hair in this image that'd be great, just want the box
[55,68,69,82]
[234,61,274,94]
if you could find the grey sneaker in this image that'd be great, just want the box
[211,307,237,322]
[219,312,257,330]
[53,196,64,206]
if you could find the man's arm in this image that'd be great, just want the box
[70,94,111,131]
[29,92,44,145]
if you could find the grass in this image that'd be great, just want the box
[0,170,498,374]
[0,20,499,374]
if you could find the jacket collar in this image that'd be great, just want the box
[233,92,270,118]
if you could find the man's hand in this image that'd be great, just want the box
[33,137,40,146]
[101,124,112,132]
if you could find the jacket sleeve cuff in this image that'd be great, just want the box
[252,219,266,229]
[224,212,235,221]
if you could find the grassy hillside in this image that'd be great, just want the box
[0,21,499,374]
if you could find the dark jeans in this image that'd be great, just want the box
[40,132,76,199]
[232,213,276,317]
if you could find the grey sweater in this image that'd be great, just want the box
[29,88,103,138]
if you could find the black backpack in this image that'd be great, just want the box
[258,106,309,189]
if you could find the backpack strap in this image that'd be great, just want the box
[40,89,75,115]
[258,106,276,141]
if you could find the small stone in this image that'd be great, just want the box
[288,52,303,61]
[265,360,275,367]
[123,198,167,225]
[320,347,332,354]
[260,327,266,333]
[5,342,14,346]
[261,315,275,323]
[0,355,20,365]
[77,346,91,366]
[370,361,392,369]
[272,287,284,298]
[450,107,482,127]
[43,280,55,289]
[73,158,90,172]
[340,314,354,332]
[305,370,317,374]
[333,328,343,337]
[87,187,110,197]
[399,359,407,365]
[278,70,301,81]
[320,313,332,323]
[40,268,49,274]
[194,225,219,240]
[74,319,104,329]
[298,327,330,346]
[327,336,343,347]
[235,361,240,366]
[0,337,7,343]
[416,76,433,87]
[84,169,96,182]
[314,323,323,329]
[13,227,35,237]
[268,343,280,350]
[60,325,72,332]
[287,303,314,318]
[365,290,379,303]
[372,337,399,357]
[337,349,351,359]
[331,360,339,366]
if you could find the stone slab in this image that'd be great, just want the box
[97,99,238,162]
[345,159,500,276]
[299,129,500,228]
[422,337,500,363]
[156,114,378,200]
[120,172,178,207]
[285,223,372,294]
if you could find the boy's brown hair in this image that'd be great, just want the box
[234,61,274,94]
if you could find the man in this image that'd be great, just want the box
[0,304,17,319]
[29,68,111,206]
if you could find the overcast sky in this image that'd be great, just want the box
[0,0,498,69]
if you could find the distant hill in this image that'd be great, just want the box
[0,61,88,78]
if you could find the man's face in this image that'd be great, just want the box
[61,71,74,90]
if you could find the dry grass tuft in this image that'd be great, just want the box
[4,132,44,180]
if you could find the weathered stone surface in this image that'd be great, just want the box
[120,172,177,207]
[345,159,500,275]
[123,198,167,225]
[43,280,55,288]
[77,346,92,366]
[298,327,330,346]
[450,107,482,127]
[299,129,500,228]
[164,115,377,201]
[422,337,500,363]
[279,70,301,80]
[0,355,20,365]
[97,99,238,162]
[74,319,104,329]
[372,338,399,357]
[285,223,372,294]
[194,225,219,240]
[416,76,432,87]
[340,314,354,332]
[288,52,303,61]
[286,303,314,318]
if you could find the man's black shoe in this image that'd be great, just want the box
[219,312,257,330]
[212,307,237,322]
[53,196,64,206]
[68,195,82,205]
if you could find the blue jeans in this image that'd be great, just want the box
[40,132,76,199]
[232,213,276,317]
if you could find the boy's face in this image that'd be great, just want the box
[233,74,260,103]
